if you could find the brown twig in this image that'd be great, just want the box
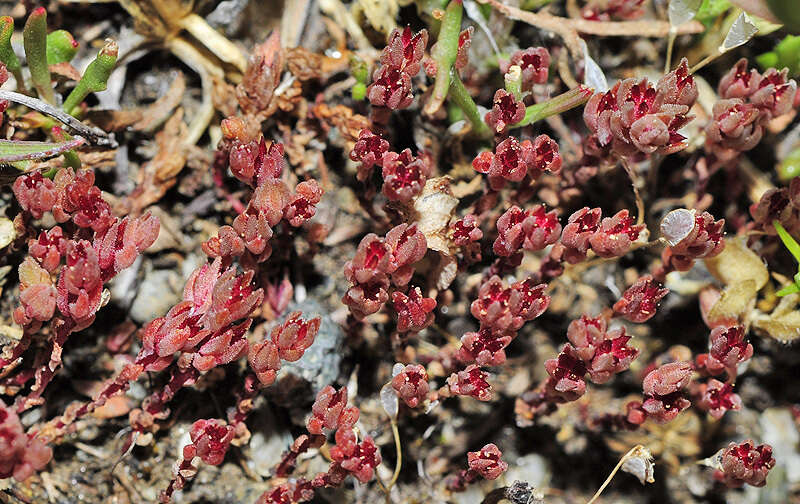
[0,90,117,147]
[478,0,704,58]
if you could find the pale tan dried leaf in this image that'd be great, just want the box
[704,237,768,290]
[752,293,800,343]
[413,177,458,254]
[356,0,398,34]
[707,280,757,326]
[87,73,186,132]
[0,217,15,250]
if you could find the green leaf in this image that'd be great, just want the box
[23,7,55,104]
[774,220,800,265]
[0,137,85,164]
[757,35,800,76]
[776,282,800,297]
[0,16,24,88]
[696,0,732,25]
[46,30,79,65]
[767,0,800,33]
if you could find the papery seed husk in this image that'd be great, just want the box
[661,208,696,246]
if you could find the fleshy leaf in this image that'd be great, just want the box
[23,8,55,104]
[46,30,79,65]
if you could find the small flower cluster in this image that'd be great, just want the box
[262,385,380,501]
[130,259,264,432]
[367,26,428,110]
[632,361,693,424]
[442,364,494,401]
[449,213,483,262]
[160,419,235,502]
[695,324,753,382]
[473,135,562,190]
[485,89,526,135]
[584,59,697,158]
[612,275,669,323]
[713,440,776,488]
[205,131,322,263]
[448,443,508,491]
[516,276,665,423]
[0,400,52,481]
[500,47,550,91]
[545,317,640,401]
[391,363,430,408]
[749,176,800,235]
[458,275,549,367]
[707,59,798,162]
[248,312,322,386]
[342,223,427,320]
[694,379,742,419]
[6,167,159,412]
[350,129,433,202]
[558,207,645,263]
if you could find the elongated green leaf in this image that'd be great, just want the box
[774,220,800,265]
[0,137,85,163]
[776,283,800,297]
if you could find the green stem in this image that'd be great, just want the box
[50,126,81,169]
[514,85,594,127]
[424,0,463,116]
[62,39,118,116]
[23,8,55,104]
[448,72,492,138]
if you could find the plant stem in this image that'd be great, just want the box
[664,27,677,74]
[620,157,645,226]
[514,85,594,127]
[179,13,247,72]
[586,444,644,504]
[424,0,463,116]
[689,52,719,74]
[63,39,118,116]
[448,72,493,138]
[387,418,402,489]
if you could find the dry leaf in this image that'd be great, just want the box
[707,280,757,326]
[752,293,800,343]
[88,73,186,132]
[704,237,768,290]
[413,177,458,254]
